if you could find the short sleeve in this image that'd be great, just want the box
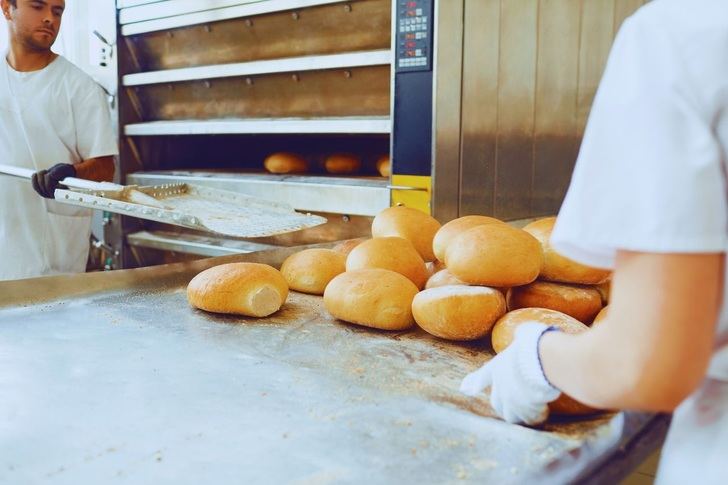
[551,14,728,269]
[73,80,119,160]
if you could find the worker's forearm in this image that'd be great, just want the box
[540,321,712,412]
[540,329,637,410]
[74,156,115,182]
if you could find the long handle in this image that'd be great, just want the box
[0,164,122,191]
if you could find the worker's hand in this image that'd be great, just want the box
[460,323,561,425]
[31,163,76,199]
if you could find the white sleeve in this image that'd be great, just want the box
[551,15,727,269]
[73,81,119,160]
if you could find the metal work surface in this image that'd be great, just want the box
[1,251,665,484]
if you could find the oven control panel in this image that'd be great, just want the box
[395,0,434,72]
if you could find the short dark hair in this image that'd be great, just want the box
[8,0,16,7]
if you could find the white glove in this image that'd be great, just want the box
[460,322,561,425]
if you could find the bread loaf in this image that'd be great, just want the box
[491,308,596,415]
[324,153,361,174]
[280,248,346,295]
[376,154,391,177]
[332,238,367,257]
[412,286,506,340]
[523,217,611,285]
[346,237,428,289]
[425,260,446,279]
[425,269,468,289]
[446,224,543,287]
[596,279,611,305]
[264,152,308,174]
[491,308,587,353]
[432,215,504,262]
[371,206,441,262]
[187,263,289,317]
[592,305,608,326]
[507,281,603,324]
[323,268,418,330]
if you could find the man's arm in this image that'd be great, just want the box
[74,155,115,182]
[541,251,724,412]
[31,156,116,198]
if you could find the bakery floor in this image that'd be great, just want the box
[622,449,662,484]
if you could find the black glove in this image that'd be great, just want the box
[31,163,77,199]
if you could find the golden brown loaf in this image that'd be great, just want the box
[376,154,391,177]
[412,286,507,340]
[507,281,603,324]
[592,305,608,326]
[596,279,611,305]
[445,224,543,287]
[425,269,468,289]
[346,237,429,289]
[432,215,505,262]
[324,153,361,174]
[280,248,346,295]
[491,307,588,353]
[522,217,611,285]
[425,260,447,279]
[263,152,308,174]
[187,263,289,317]
[491,307,596,415]
[323,268,418,330]
[332,238,367,257]
[371,206,442,262]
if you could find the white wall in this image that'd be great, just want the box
[0,0,117,91]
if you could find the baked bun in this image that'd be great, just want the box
[491,308,596,416]
[425,260,446,279]
[346,237,428,289]
[264,152,308,174]
[446,224,543,287]
[280,248,346,295]
[507,281,603,324]
[412,286,506,340]
[432,215,504,262]
[491,308,587,353]
[187,263,289,317]
[323,268,418,330]
[324,153,361,174]
[332,238,367,257]
[371,206,441,262]
[523,217,611,285]
[425,269,468,289]
[592,305,608,326]
[596,279,611,305]
[376,154,391,177]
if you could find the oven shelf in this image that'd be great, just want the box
[120,0,351,36]
[127,230,280,257]
[123,50,391,87]
[124,116,391,136]
[126,171,391,216]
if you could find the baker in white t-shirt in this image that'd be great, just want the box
[0,0,118,280]
[460,1,728,483]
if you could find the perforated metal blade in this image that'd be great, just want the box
[55,183,327,238]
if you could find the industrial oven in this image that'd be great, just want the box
[108,0,648,269]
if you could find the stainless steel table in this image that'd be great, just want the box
[0,249,668,484]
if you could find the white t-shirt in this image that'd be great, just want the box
[0,55,118,280]
[551,0,728,380]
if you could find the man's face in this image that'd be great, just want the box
[2,0,65,51]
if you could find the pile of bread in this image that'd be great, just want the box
[187,207,611,416]
[263,152,390,177]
